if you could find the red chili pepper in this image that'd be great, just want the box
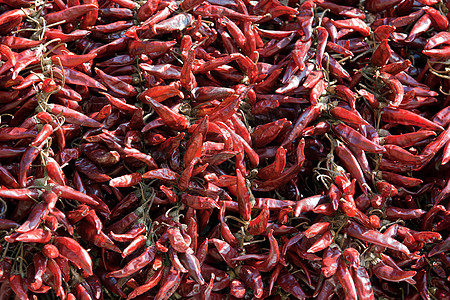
[179,248,205,284]
[9,274,28,300]
[126,266,164,299]
[372,260,417,283]
[351,265,375,300]
[77,219,120,252]
[428,236,450,257]
[16,202,48,233]
[307,230,334,254]
[254,229,279,272]
[218,203,239,247]
[143,96,189,130]
[334,144,368,194]
[48,104,103,128]
[107,246,155,278]
[238,265,263,298]
[95,68,137,98]
[371,39,391,67]
[234,168,251,221]
[53,236,93,276]
[344,221,410,255]
[320,247,340,278]
[167,226,191,253]
[406,13,431,43]
[154,266,181,300]
[44,257,64,298]
[109,173,141,188]
[51,184,99,206]
[41,244,59,259]
[277,268,306,300]
[44,4,98,24]
[18,123,53,187]
[210,238,238,268]
[366,0,402,12]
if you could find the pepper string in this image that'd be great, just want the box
[0,0,449,299]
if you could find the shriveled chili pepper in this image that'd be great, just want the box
[344,221,410,255]
[277,268,306,300]
[238,265,263,298]
[53,236,93,275]
[127,266,164,299]
[154,266,181,300]
[107,246,155,278]
[9,274,28,300]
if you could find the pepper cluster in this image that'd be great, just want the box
[0,0,449,299]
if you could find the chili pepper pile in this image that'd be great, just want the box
[0,0,450,299]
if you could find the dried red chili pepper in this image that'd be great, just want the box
[106,246,155,278]
[53,237,93,276]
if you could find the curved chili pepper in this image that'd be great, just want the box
[44,257,63,298]
[95,68,137,98]
[372,261,416,283]
[428,236,450,257]
[109,173,141,188]
[110,224,146,243]
[254,229,279,272]
[386,207,426,220]
[282,105,321,147]
[29,253,47,290]
[380,170,423,188]
[330,107,369,126]
[406,14,431,43]
[210,238,238,268]
[168,246,188,274]
[332,123,385,153]
[107,246,155,278]
[247,205,270,236]
[53,236,93,276]
[383,107,444,131]
[344,221,410,255]
[335,259,358,300]
[167,226,191,253]
[366,0,402,12]
[179,248,205,284]
[154,266,182,300]
[180,193,220,210]
[18,123,53,187]
[277,268,306,300]
[253,139,305,192]
[16,202,48,233]
[321,247,341,278]
[238,265,263,298]
[9,274,28,300]
[382,130,436,148]
[51,184,99,206]
[218,202,239,247]
[77,218,120,252]
[307,230,334,253]
[48,104,103,128]
[44,4,97,24]
[351,265,374,300]
[15,228,51,243]
[127,266,163,299]
[424,31,450,50]
[252,119,290,148]
[334,144,368,194]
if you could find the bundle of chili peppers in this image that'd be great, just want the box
[0,0,449,299]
